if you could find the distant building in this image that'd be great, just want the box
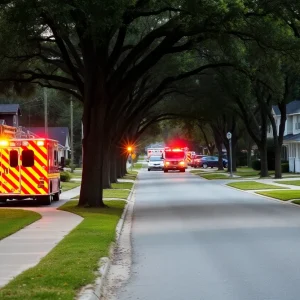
[0,104,21,127]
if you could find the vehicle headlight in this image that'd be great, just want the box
[180,161,185,165]
[165,161,170,165]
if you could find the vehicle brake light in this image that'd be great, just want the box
[0,140,9,147]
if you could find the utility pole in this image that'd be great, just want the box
[70,98,74,171]
[44,88,48,136]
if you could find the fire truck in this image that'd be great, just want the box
[162,147,188,173]
[0,124,61,205]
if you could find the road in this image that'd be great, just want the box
[116,169,300,300]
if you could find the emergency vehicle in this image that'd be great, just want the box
[162,147,187,173]
[186,151,196,166]
[147,148,164,160]
[0,124,61,205]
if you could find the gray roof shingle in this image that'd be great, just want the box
[273,100,300,116]
[0,104,21,115]
[284,133,300,142]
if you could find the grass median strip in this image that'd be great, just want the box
[0,200,125,300]
[72,188,131,201]
[274,180,300,186]
[200,173,230,180]
[111,182,133,189]
[122,170,138,180]
[61,181,81,192]
[0,209,41,240]
[257,190,300,201]
[132,163,143,170]
[103,189,130,199]
[227,181,287,190]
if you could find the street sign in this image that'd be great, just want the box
[226,132,232,140]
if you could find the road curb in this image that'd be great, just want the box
[77,175,137,300]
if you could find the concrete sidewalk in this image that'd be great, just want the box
[0,188,83,287]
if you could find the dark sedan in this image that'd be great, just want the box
[200,156,228,169]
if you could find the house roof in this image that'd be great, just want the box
[0,104,21,115]
[26,127,69,146]
[283,133,300,142]
[273,100,300,116]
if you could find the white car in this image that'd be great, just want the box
[148,155,164,171]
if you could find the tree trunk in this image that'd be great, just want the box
[102,146,112,188]
[260,145,268,177]
[212,127,224,170]
[274,144,282,179]
[110,148,118,184]
[116,152,123,178]
[79,102,109,207]
[247,142,252,168]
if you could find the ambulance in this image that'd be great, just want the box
[0,124,61,205]
[147,148,164,161]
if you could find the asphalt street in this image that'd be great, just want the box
[116,169,300,300]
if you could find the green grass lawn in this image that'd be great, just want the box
[227,181,287,190]
[122,171,138,180]
[0,209,41,241]
[257,190,300,201]
[61,181,81,192]
[71,172,82,178]
[132,163,143,169]
[103,189,130,199]
[0,200,125,300]
[111,182,133,189]
[234,168,260,177]
[72,188,131,200]
[200,173,230,180]
[274,180,300,186]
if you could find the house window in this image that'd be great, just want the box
[295,116,300,129]
[291,144,297,157]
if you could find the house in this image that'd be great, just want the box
[0,104,21,127]
[270,100,300,172]
[27,127,70,162]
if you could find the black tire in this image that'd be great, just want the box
[148,168,150,171]
[224,163,228,168]
[53,192,60,201]
[203,163,208,169]
[38,195,52,205]
[164,169,168,173]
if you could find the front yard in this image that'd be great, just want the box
[0,200,125,300]
[0,209,41,240]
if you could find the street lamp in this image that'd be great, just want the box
[127,146,133,171]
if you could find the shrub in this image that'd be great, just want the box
[60,171,71,182]
[281,162,289,173]
[252,160,261,171]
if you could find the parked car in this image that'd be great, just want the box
[191,155,207,168]
[148,155,164,171]
[200,156,228,168]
